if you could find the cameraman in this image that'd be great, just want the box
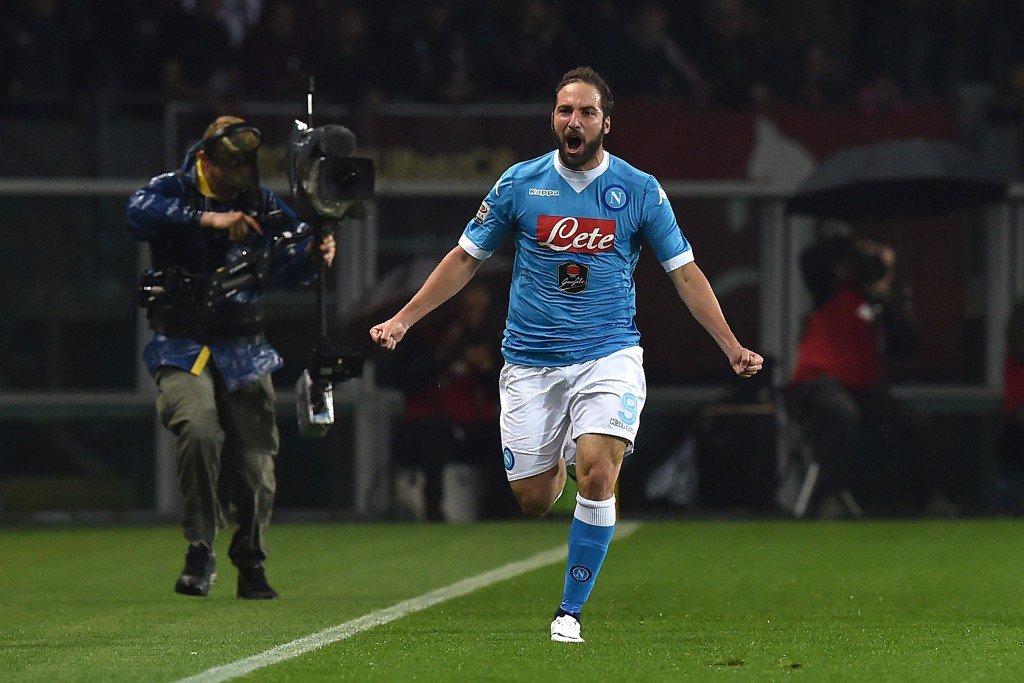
[787,234,937,517]
[127,115,335,599]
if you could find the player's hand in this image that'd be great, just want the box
[370,318,409,350]
[201,211,263,240]
[729,347,763,378]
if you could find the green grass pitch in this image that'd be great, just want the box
[2,519,1023,681]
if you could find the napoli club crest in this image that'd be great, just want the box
[602,184,629,211]
[570,565,592,582]
[558,261,589,294]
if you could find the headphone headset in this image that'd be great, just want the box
[202,123,262,161]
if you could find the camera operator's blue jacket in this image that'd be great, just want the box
[126,143,318,391]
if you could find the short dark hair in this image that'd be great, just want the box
[554,67,614,117]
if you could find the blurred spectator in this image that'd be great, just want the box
[490,0,586,102]
[794,42,852,108]
[899,0,951,101]
[8,0,1024,121]
[385,0,476,103]
[237,0,309,101]
[91,0,184,95]
[183,0,263,48]
[994,301,1024,514]
[161,0,237,103]
[380,282,511,521]
[699,0,774,109]
[857,66,912,117]
[763,0,855,105]
[786,234,949,517]
[768,0,857,52]
[573,1,633,91]
[3,0,1024,113]
[617,1,708,102]
[988,59,1024,129]
[313,2,382,106]
[2,0,70,99]
[857,0,946,102]
[943,0,1019,93]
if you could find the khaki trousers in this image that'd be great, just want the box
[155,365,278,568]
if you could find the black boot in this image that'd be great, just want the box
[174,542,217,597]
[237,565,278,600]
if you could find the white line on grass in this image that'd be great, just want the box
[175,521,640,683]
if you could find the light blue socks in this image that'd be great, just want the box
[559,493,616,615]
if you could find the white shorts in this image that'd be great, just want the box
[498,346,646,481]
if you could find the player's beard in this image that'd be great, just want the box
[554,127,605,171]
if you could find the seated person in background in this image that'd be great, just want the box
[787,234,943,517]
[995,301,1024,514]
[379,282,512,521]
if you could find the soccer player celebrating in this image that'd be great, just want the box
[371,66,762,642]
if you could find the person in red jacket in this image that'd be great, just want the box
[380,282,516,520]
[787,234,932,517]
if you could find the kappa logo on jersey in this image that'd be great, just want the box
[657,184,668,205]
[557,261,589,294]
[473,200,490,225]
[529,187,560,197]
[537,215,616,253]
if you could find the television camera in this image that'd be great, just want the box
[137,211,311,339]
[287,78,376,437]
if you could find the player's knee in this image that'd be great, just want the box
[512,486,560,518]
[509,467,565,517]
[577,469,616,501]
[515,492,553,518]
[518,502,549,518]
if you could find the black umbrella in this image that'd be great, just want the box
[787,138,1007,220]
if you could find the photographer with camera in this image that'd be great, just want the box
[786,234,944,517]
[127,115,335,599]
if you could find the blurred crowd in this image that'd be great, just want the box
[4,0,1024,112]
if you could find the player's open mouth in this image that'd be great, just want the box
[565,132,584,154]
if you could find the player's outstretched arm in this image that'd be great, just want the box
[668,262,763,378]
[369,246,483,350]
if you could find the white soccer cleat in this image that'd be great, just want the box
[550,614,584,643]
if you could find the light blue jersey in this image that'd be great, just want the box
[460,150,693,366]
